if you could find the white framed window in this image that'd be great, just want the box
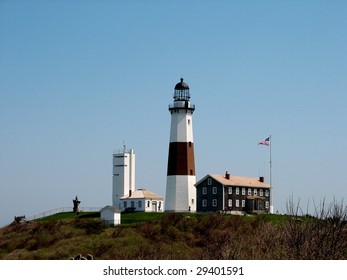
[259,189,263,196]
[248,188,252,195]
[138,201,142,208]
[202,199,207,207]
[212,187,217,194]
[236,199,239,207]
[265,190,269,197]
[254,189,257,196]
[228,187,232,194]
[228,199,232,207]
[207,178,212,185]
[265,201,269,209]
[147,201,150,208]
[236,187,240,195]
[242,188,246,195]
[242,200,245,207]
[131,201,135,208]
[212,199,217,207]
[202,187,207,195]
[123,201,127,208]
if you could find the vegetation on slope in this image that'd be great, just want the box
[1,208,346,260]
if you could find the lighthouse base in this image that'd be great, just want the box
[165,175,196,212]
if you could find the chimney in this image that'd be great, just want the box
[225,171,230,180]
[129,190,132,197]
[259,176,264,183]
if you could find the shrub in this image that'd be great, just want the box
[74,219,107,235]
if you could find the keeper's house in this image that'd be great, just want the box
[195,172,271,214]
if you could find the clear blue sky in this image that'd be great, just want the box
[1,0,346,226]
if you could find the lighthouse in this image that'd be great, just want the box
[165,78,196,212]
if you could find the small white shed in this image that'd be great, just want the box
[100,205,121,226]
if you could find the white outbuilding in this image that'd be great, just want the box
[120,189,164,212]
[100,205,121,226]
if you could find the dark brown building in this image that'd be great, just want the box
[195,172,271,214]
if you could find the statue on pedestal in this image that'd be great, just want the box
[73,196,81,214]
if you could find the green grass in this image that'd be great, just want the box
[35,211,198,224]
[121,212,166,224]
[35,211,166,224]
[35,211,287,225]
[36,212,100,222]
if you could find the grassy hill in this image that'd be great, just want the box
[0,212,346,260]
[35,211,168,224]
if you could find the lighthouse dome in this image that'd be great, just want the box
[174,78,189,90]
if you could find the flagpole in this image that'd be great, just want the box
[258,135,273,214]
[269,135,273,214]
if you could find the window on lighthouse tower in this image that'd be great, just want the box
[174,89,190,101]
[178,90,188,100]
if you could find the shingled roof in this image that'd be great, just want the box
[120,189,163,200]
[196,174,271,188]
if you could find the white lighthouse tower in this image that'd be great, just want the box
[112,148,135,209]
[165,78,196,212]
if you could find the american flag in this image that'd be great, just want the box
[258,137,270,146]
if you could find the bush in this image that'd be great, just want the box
[1,206,346,260]
[74,219,107,235]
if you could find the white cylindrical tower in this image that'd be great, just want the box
[112,148,135,209]
[165,78,196,212]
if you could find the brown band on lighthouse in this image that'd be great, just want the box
[167,142,196,176]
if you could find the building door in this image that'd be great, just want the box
[246,199,254,213]
[257,200,264,211]
[152,202,157,212]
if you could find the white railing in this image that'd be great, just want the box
[26,207,102,221]
[168,103,195,110]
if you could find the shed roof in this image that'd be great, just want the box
[100,205,120,213]
[196,174,271,188]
